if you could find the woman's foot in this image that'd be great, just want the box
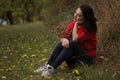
[41,64,55,76]
[34,63,48,73]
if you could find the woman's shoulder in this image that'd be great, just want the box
[67,21,75,28]
[69,21,75,25]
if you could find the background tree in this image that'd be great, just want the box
[0,0,14,25]
[0,0,79,25]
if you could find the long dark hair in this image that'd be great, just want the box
[80,4,97,33]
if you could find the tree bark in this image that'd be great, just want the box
[6,11,14,25]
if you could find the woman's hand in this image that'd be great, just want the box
[61,38,69,48]
[72,22,78,41]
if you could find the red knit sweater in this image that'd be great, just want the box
[60,21,97,58]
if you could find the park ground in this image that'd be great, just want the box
[0,22,120,80]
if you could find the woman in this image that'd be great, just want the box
[34,4,97,76]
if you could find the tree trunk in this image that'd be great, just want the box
[6,11,14,25]
[25,13,32,22]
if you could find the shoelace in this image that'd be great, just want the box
[34,64,47,72]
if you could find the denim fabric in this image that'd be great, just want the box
[47,41,93,69]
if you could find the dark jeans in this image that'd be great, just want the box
[47,41,94,69]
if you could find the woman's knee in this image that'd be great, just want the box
[56,42,63,48]
[69,40,79,47]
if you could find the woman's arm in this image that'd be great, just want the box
[72,22,78,41]
[60,21,75,48]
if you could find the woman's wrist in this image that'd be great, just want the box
[60,38,67,42]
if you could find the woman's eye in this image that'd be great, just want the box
[76,13,81,17]
[77,14,80,16]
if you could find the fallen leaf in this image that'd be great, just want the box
[2,76,7,79]
[72,69,79,75]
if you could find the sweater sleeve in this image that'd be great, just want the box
[77,28,91,41]
[60,21,75,39]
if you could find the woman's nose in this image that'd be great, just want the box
[74,13,77,17]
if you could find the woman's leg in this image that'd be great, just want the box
[72,54,94,65]
[50,41,79,69]
[49,40,94,69]
[47,42,64,64]
[50,47,73,69]
[65,41,94,67]
[65,57,76,68]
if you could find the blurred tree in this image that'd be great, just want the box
[0,0,14,24]
[0,0,85,25]
[0,0,44,24]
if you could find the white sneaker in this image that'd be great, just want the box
[34,63,48,73]
[41,65,55,76]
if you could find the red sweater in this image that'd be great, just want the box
[60,21,97,58]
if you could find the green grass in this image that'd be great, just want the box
[0,22,120,80]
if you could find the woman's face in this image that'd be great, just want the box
[74,8,84,24]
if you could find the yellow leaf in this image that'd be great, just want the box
[112,72,117,78]
[2,56,8,59]
[42,58,47,61]
[28,47,32,50]
[72,69,79,75]
[30,63,34,66]
[30,75,33,77]
[31,54,36,57]
[22,54,28,58]
[60,78,65,80]
[2,76,7,79]
[12,65,16,69]
[43,75,51,79]
[100,56,105,59]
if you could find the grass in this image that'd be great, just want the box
[0,22,120,80]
